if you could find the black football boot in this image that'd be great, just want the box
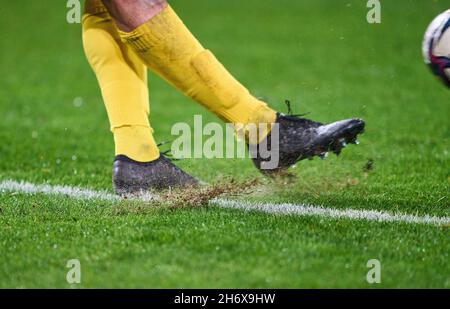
[113,155,199,195]
[252,112,365,174]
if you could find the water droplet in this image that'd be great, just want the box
[73,97,84,108]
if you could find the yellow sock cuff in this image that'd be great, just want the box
[101,80,151,130]
[84,0,107,15]
[118,6,203,55]
[113,126,160,163]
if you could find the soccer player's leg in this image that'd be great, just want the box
[82,0,197,193]
[82,1,158,163]
[101,0,365,174]
[101,0,276,136]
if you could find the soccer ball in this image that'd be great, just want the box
[422,9,450,88]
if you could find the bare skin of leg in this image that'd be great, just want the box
[101,0,168,32]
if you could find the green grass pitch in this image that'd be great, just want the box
[0,0,449,288]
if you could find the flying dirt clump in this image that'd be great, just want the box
[161,178,260,209]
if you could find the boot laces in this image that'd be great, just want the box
[283,100,311,119]
[281,100,320,127]
[157,141,180,161]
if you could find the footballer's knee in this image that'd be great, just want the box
[101,0,167,32]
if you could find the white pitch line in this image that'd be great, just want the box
[214,200,450,226]
[0,179,120,202]
[0,179,448,226]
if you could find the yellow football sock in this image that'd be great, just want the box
[118,5,277,142]
[113,125,159,161]
[82,3,160,162]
